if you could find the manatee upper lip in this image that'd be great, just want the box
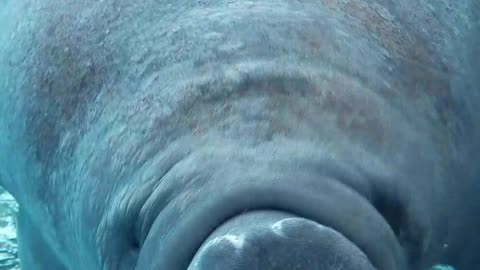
[133,152,407,270]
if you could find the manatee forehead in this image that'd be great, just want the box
[13,0,471,171]
[7,0,473,209]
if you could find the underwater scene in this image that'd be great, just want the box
[0,188,19,270]
[0,0,478,270]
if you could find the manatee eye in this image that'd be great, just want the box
[371,191,405,237]
[130,230,141,251]
[371,190,424,268]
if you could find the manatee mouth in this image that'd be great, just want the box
[134,169,406,270]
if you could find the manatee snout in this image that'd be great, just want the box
[133,157,403,270]
[189,211,375,270]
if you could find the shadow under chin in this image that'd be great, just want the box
[188,211,376,270]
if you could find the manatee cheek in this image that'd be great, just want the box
[188,211,375,270]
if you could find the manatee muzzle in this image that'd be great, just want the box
[133,164,406,270]
[188,211,376,270]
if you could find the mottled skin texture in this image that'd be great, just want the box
[0,0,479,270]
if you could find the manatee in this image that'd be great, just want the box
[0,0,479,269]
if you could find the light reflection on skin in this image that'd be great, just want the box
[431,264,456,270]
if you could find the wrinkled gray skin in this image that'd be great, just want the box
[0,0,479,269]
